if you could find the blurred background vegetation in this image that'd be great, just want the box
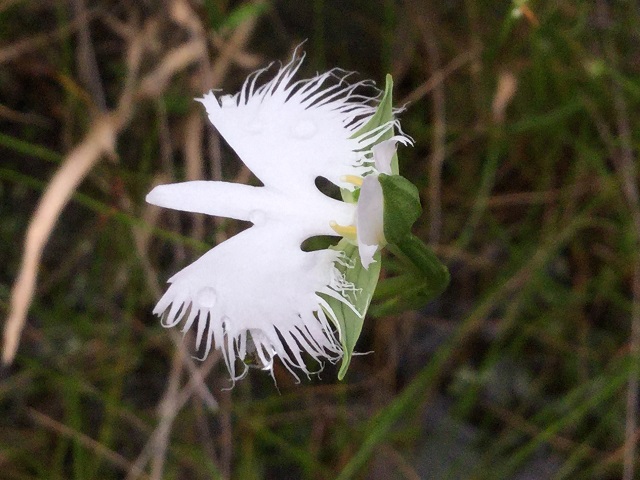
[1,0,640,478]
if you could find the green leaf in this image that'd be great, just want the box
[322,239,381,380]
[355,75,395,148]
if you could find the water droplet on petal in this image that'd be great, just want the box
[292,119,317,139]
[197,287,217,308]
[249,210,266,225]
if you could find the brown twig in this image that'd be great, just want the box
[2,113,120,365]
[399,48,479,106]
[1,18,146,366]
[0,8,95,65]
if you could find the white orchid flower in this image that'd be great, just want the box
[147,53,409,382]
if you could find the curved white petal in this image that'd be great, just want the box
[371,139,397,175]
[370,136,414,175]
[154,224,353,382]
[357,243,379,271]
[356,175,385,269]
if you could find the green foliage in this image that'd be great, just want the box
[376,172,450,314]
[329,239,381,380]
[378,173,421,245]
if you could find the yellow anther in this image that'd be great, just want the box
[330,221,357,240]
[341,175,363,187]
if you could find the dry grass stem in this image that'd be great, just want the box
[209,1,265,86]
[138,41,207,98]
[598,4,640,476]
[0,8,95,65]
[73,0,106,111]
[150,348,183,480]
[2,21,146,366]
[492,71,518,123]
[184,111,206,241]
[3,115,118,366]
[126,342,220,479]
[400,48,479,106]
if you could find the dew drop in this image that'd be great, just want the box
[249,210,266,225]
[197,287,217,308]
[292,119,317,139]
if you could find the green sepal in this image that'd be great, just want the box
[367,240,449,318]
[356,74,397,173]
[378,173,422,245]
[322,239,381,380]
[391,236,450,299]
[376,174,450,312]
[369,272,440,317]
[341,74,398,204]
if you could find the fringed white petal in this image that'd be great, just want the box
[197,54,410,194]
[153,224,356,382]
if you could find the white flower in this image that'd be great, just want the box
[147,53,408,382]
